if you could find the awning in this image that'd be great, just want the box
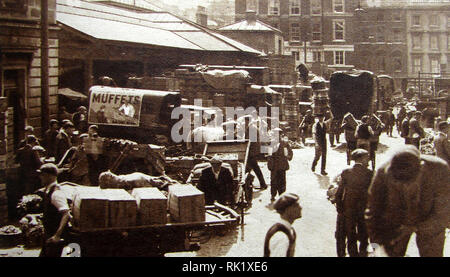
[58,88,88,99]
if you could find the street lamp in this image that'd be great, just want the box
[354,0,366,14]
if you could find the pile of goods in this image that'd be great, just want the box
[0,225,22,248]
[72,184,206,231]
[16,194,43,219]
[310,77,329,116]
[19,214,43,248]
[419,129,437,155]
[283,91,299,140]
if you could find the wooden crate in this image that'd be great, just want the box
[104,189,137,228]
[131,188,167,225]
[168,185,205,223]
[72,187,109,231]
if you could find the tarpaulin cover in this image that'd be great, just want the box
[201,70,251,90]
[328,71,375,120]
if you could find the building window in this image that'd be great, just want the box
[393,13,401,22]
[393,30,402,42]
[290,23,301,42]
[377,12,384,22]
[0,0,26,12]
[292,51,300,61]
[376,27,384,42]
[429,15,439,27]
[334,51,345,65]
[430,58,440,73]
[430,34,439,50]
[246,0,258,13]
[413,57,422,73]
[412,34,421,49]
[333,20,345,41]
[268,0,280,16]
[447,15,450,28]
[311,0,321,15]
[333,0,344,13]
[448,35,450,50]
[412,15,421,26]
[392,52,402,72]
[313,51,323,63]
[290,0,301,15]
[312,22,321,41]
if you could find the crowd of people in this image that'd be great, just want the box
[14,106,106,201]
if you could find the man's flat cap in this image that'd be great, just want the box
[37,163,58,176]
[49,119,59,125]
[273,192,299,213]
[25,125,34,132]
[389,145,421,181]
[351,149,369,160]
[64,121,75,128]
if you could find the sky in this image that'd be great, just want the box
[156,0,212,9]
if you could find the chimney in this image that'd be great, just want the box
[196,6,207,27]
[245,10,257,23]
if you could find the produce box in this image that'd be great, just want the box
[104,189,137,228]
[168,185,205,223]
[72,187,109,231]
[131,188,167,225]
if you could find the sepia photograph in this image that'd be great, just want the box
[0,0,449,262]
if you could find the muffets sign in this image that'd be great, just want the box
[88,86,144,127]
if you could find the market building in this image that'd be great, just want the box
[57,0,264,96]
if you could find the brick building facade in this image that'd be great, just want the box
[235,0,357,75]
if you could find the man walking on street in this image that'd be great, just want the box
[386,109,396,137]
[264,193,302,257]
[268,128,293,202]
[365,145,450,257]
[312,114,328,175]
[408,111,425,149]
[334,149,373,257]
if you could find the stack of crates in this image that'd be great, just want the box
[311,79,329,116]
[282,91,299,139]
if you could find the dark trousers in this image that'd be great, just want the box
[384,229,446,257]
[270,170,286,199]
[335,214,346,257]
[336,213,369,257]
[312,145,327,172]
[246,157,266,188]
[386,124,394,136]
[346,141,357,165]
[329,133,340,146]
[39,240,65,257]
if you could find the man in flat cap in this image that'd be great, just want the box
[264,192,302,257]
[42,119,60,159]
[365,145,450,256]
[407,111,425,149]
[333,149,373,257]
[433,121,450,165]
[267,128,293,202]
[17,125,35,150]
[56,121,75,163]
[198,155,234,205]
[312,114,328,175]
[38,163,71,257]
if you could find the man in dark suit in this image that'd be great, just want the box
[334,149,373,257]
[198,155,234,205]
[312,114,328,175]
[56,121,75,163]
[365,145,450,257]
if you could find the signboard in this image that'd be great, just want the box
[88,88,143,126]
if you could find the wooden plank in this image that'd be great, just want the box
[131,187,167,225]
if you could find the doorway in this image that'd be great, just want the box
[2,68,26,152]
